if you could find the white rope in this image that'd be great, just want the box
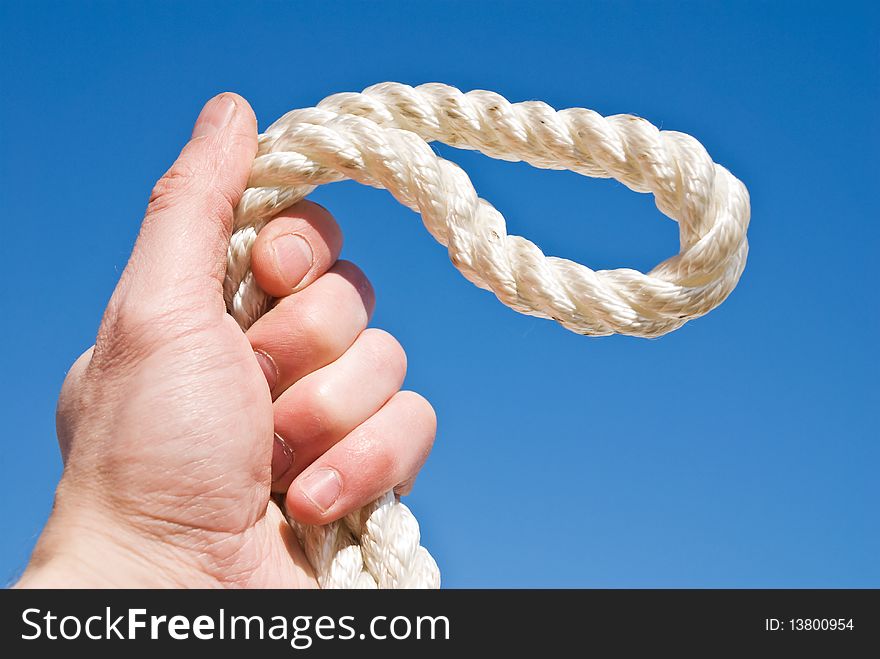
[226,82,750,588]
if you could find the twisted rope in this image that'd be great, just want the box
[226,82,750,588]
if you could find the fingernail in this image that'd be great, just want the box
[192,93,237,139]
[272,234,313,290]
[298,468,342,513]
[254,350,278,393]
[272,433,295,482]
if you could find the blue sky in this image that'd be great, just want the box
[1,1,877,587]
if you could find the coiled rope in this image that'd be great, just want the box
[226,82,751,588]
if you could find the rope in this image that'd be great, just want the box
[225,82,751,588]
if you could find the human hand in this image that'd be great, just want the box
[16,93,436,588]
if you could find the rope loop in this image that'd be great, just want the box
[225,83,750,588]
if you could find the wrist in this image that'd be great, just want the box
[16,497,222,589]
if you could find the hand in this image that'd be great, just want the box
[16,93,436,588]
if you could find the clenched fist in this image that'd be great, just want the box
[17,93,436,588]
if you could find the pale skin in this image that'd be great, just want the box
[16,93,436,588]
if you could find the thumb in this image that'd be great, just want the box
[115,93,257,320]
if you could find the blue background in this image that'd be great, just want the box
[1,1,877,587]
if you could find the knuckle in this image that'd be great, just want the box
[93,294,148,366]
[395,391,435,478]
[296,305,339,359]
[344,424,399,480]
[295,381,340,439]
[379,454,399,482]
[331,258,365,281]
[94,289,207,367]
[147,161,199,215]
[102,295,169,345]
[369,439,399,480]
[361,328,407,379]
[398,391,438,440]
[330,260,374,305]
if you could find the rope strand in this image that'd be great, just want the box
[226,83,750,588]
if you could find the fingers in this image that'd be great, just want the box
[246,261,375,398]
[285,391,436,525]
[270,328,407,492]
[251,201,343,298]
